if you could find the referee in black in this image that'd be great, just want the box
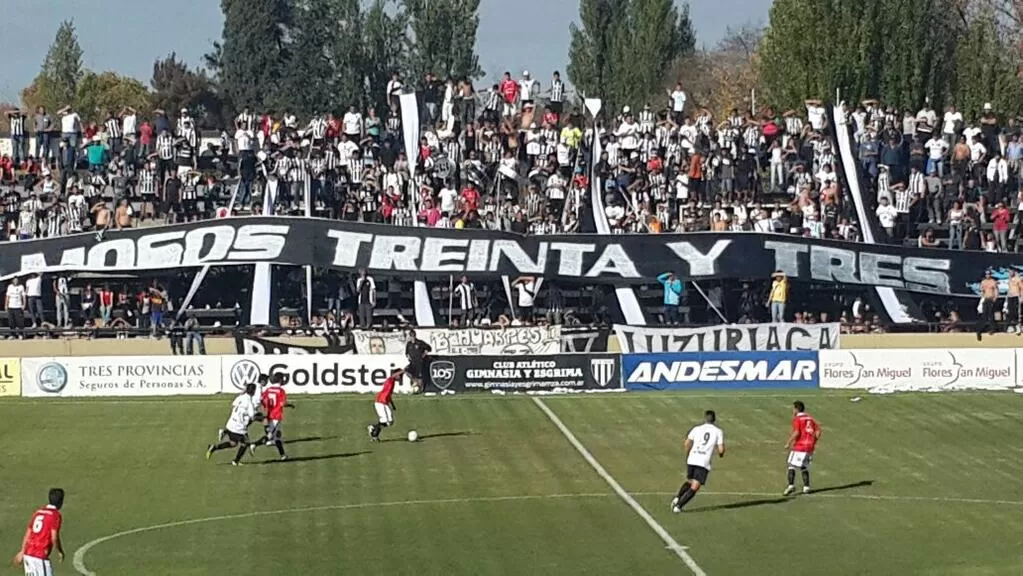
[404,330,432,394]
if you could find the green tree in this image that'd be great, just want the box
[75,72,152,123]
[22,20,84,113]
[151,54,223,129]
[212,0,293,114]
[285,0,344,117]
[951,9,1023,121]
[402,0,483,81]
[364,0,410,112]
[759,0,962,111]
[567,0,693,113]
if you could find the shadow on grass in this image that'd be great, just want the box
[691,480,875,513]
[256,451,370,465]
[380,431,473,443]
[284,435,340,446]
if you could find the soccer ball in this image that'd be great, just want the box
[407,430,419,442]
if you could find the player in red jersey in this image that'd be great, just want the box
[368,368,404,441]
[252,372,294,460]
[784,400,822,496]
[13,488,64,576]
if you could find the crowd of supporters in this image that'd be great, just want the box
[847,99,1023,251]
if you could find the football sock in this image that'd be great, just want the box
[252,435,268,445]
[675,483,692,501]
[233,444,247,463]
[213,441,233,452]
[371,424,381,438]
[787,468,796,486]
[801,469,810,487]
[274,440,285,457]
[677,487,698,509]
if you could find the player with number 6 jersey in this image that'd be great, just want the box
[671,411,725,513]
[14,488,65,576]
[784,400,822,496]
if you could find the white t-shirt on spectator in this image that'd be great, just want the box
[806,105,825,130]
[970,142,986,162]
[925,138,948,160]
[963,126,982,144]
[670,90,687,112]
[6,284,25,309]
[943,112,963,135]
[122,113,137,136]
[519,78,536,101]
[876,205,898,229]
[235,129,253,152]
[616,121,639,150]
[337,140,359,163]
[61,112,81,134]
[516,281,537,307]
[438,187,458,213]
[342,112,362,136]
[25,276,41,298]
[605,204,625,225]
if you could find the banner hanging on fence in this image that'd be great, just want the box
[0,216,1009,296]
[427,354,621,393]
[234,334,355,355]
[353,326,562,355]
[614,323,840,353]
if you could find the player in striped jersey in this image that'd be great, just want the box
[548,71,565,118]
[7,109,27,165]
[42,197,66,238]
[104,110,122,154]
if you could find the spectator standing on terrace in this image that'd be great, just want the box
[7,109,27,166]
[355,268,376,329]
[657,271,684,325]
[453,275,478,326]
[768,271,788,323]
[1008,270,1022,333]
[34,106,53,160]
[5,276,26,338]
[977,270,999,340]
[25,273,43,328]
[53,275,70,329]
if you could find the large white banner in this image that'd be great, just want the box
[614,323,841,353]
[353,326,562,356]
[819,349,1017,392]
[22,356,221,397]
[219,354,412,395]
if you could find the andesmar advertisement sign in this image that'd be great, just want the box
[622,351,820,391]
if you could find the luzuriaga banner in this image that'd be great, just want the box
[613,323,841,353]
[0,216,1009,296]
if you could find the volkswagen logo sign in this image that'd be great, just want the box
[429,360,456,391]
[36,362,68,394]
[229,359,262,390]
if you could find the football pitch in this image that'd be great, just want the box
[2,391,1022,576]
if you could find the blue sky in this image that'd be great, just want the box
[0,0,773,103]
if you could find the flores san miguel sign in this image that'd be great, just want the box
[0,216,1014,296]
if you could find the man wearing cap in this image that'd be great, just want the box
[519,70,536,110]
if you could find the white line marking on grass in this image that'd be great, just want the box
[72,492,612,576]
[633,491,1023,507]
[532,397,707,576]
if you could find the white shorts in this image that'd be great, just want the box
[374,402,393,426]
[23,556,53,576]
[787,451,813,468]
[266,419,282,438]
[502,102,516,117]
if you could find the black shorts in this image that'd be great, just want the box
[226,431,247,444]
[686,465,709,485]
[406,361,423,379]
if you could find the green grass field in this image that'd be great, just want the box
[2,391,1022,575]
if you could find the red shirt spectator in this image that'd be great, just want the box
[83,123,98,141]
[543,111,558,126]
[139,122,153,145]
[500,77,519,104]
[327,117,341,139]
[460,185,480,212]
[993,204,1011,232]
[419,203,441,226]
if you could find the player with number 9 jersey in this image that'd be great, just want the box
[15,489,65,576]
[255,373,289,460]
